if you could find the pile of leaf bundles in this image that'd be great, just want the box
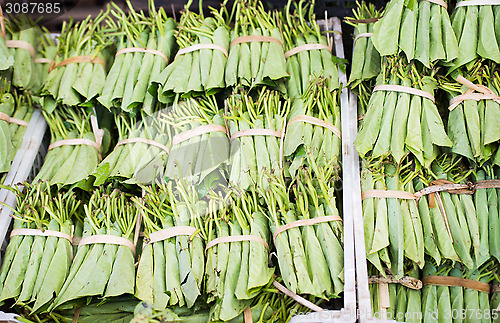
[134,182,205,309]
[421,260,495,322]
[355,57,452,168]
[1,15,42,91]
[281,0,339,99]
[0,182,79,313]
[414,156,482,270]
[361,158,424,279]
[225,88,288,190]
[0,83,34,173]
[49,188,138,310]
[371,0,458,67]
[93,106,171,186]
[451,1,500,67]
[473,166,500,263]
[345,2,382,95]
[203,187,274,321]
[40,12,112,112]
[154,0,229,99]
[368,265,421,322]
[283,76,341,178]
[225,0,288,90]
[259,164,344,299]
[99,0,176,114]
[34,108,101,187]
[163,95,228,185]
[440,61,500,165]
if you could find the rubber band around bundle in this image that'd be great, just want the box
[10,228,73,243]
[78,234,136,253]
[205,235,269,252]
[230,128,282,141]
[456,0,500,6]
[368,275,423,290]
[449,76,500,110]
[115,138,170,154]
[272,280,324,312]
[288,115,341,139]
[34,58,53,64]
[49,55,106,72]
[0,112,29,127]
[115,47,169,63]
[425,0,448,8]
[244,307,252,323]
[373,85,435,103]
[273,215,342,244]
[474,179,500,189]
[146,226,200,245]
[48,138,100,154]
[361,189,417,200]
[175,43,229,60]
[284,43,332,59]
[6,40,36,58]
[423,276,491,293]
[230,36,283,49]
[354,32,373,43]
[413,183,472,198]
[172,124,228,146]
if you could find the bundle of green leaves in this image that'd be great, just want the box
[203,187,274,321]
[99,0,176,114]
[345,1,382,112]
[49,188,138,311]
[281,0,340,99]
[225,0,288,91]
[154,0,229,99]
[40,12,113,112]
[0,182,80,314]
[355,57,452,168]
[93,104,171,186]
[226,88,288,190]
[259,163,343,300]
[283,76,341,178]
[34,108,101,187]
[134,182,205,310]
[371,0,458,67]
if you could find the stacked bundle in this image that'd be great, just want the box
[281,0,339,99]
[34,108,102,187]
[49,188,138,310]
[371,0,458,66]
[93,104,171,186]
[98,2,176,114]
[0,183,79,313]
[134,182,205,310]
[40,13,112,111]
[154,1,229,99]
[225,0,288,91]
[163,95,228,186]
[225,88,288,189]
